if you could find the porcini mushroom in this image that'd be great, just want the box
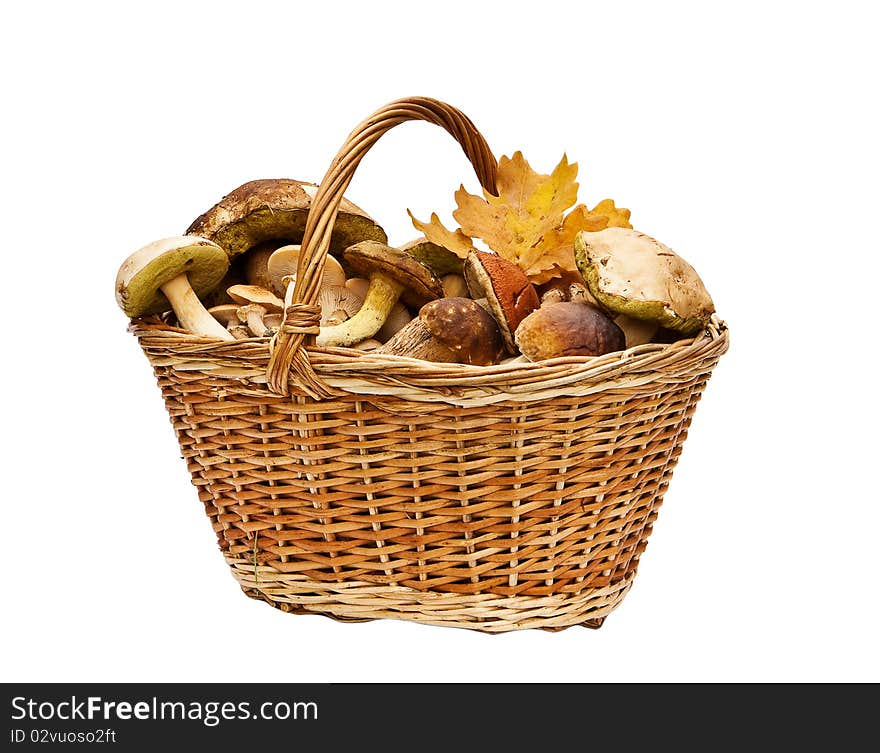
[574,227,715,336]
[115,236,233,340]
[316,241,442,348]
[375,319,458,362]
[514,302,625,361]
[463,250,540,354]
[186,178,387,259]
[420,297,504,366]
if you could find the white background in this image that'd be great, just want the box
[2,1,877,683]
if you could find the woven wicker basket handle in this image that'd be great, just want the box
[266,96,498,398]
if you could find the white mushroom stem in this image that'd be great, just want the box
[161,274,233,340]
[237,304,270,337]
[316,274,403,347]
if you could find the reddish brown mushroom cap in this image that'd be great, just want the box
[463,250,539,353]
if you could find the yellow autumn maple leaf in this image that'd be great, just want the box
[407,151,632,284]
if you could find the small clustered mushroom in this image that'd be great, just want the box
[116,179,715,363]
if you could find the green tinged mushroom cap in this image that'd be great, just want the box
[574,227,715,336]
[115,236,229,317]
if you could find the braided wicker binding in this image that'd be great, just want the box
[127,96,729,632]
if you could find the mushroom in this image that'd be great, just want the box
[462,250,540,354]
[574,227,715,336]
[318,284,365,326]
[420,297,504,365]
[316,241,442,348]
[242,240,284,290]
[186,178,387,259]
[441,273,470,298]
[614,314,659,348]
[377,297,503,365]
[376,318,457,362]
[237,304,272,337]
[226,285,284,312]
[263,312,283,332]
[345,277,411,341]
[400,236,464,276]
[207,304,241,328]
[266,244,346,298]
[115,236,233,340]
[514,302,625,361]
[227,285,285,338]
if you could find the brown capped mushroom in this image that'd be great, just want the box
[514,301,625,361]
[186,178,387,259]
[375,319,458,362]
[420,297,504,366]
[316,241,442,348]
[463,250,539,354]
[115,236,233,340]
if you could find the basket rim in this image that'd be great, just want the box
[130,314,728,406]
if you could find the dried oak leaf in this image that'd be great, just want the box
[408,151,632,284]
[406,209,475,258]
[523,199,634,284]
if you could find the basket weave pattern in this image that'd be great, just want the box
[129,98,728,632]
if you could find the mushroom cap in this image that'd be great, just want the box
[318,284,364,326]
[266,244,346,297]
[574,227,715,336]
[400,237,464,276]
[420,297,504,366]
[514,301,626,361]
[463,250,539,353]
[116,236,229,318]
[343,241,443,307]
[226,284,284,311]
[186,178,387,258]
[207,303,241,326]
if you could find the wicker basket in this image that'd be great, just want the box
[128,97,729,633]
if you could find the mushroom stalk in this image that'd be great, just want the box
[161,274,233,340]
[316,274,402,347]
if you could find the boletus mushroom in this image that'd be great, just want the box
[574,227,715,336]
[514,302,625,361]
[316,241,442,348]
[115,236,233,340]
[463,250,540,354]
[377,297,504,365]
[186,178,387,259]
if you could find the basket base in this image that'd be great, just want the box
[227,556,631,633]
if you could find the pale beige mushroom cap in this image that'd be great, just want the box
[574,227,715,336]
